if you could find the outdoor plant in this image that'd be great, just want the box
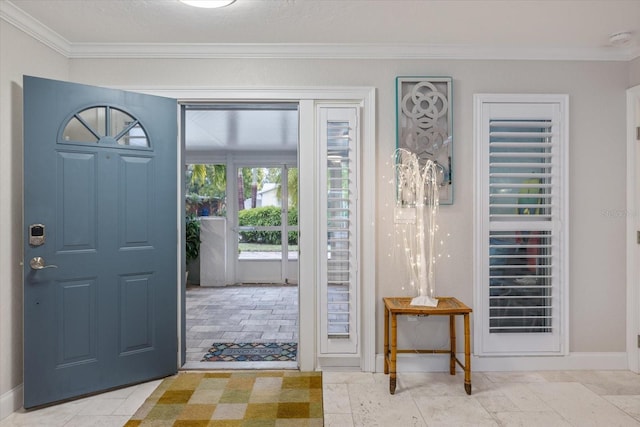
[238,206,298,245]
[185,213,201,264]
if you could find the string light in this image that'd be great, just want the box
[392,148,440,307]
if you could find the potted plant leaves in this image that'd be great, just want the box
[185,214,201,283]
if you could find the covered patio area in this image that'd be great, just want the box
[183,284,299,369]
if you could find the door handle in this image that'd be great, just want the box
[29,257,58,270]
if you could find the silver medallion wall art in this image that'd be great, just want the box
[396,77,453,204]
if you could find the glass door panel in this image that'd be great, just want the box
[236,166,298,283]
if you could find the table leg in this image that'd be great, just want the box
[449,314,456,375]
[384,305,389,374]
[390,313,397,394]
[464,312,472,395]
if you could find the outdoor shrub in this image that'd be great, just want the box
[238,206,298,245]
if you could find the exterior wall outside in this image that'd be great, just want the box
[0,20,68,414]
[631,57,640,87]
[243,184,279,209]
[0,18,634,417]
[258,183,279,208]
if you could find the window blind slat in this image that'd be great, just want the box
[490,172,552,178]
[489,131,553,138]
[490,162,552,168]
[489,121,554,127]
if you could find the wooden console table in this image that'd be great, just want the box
[383,297,472,395]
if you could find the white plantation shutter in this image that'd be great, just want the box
[474,95,569,355]
[319,105,359,354]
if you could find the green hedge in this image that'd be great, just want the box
[238,206,298,245]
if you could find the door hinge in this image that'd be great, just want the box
[637,334,640,348]
[637,126,640,141]
[637,230,640,244]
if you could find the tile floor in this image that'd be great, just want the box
[184,284,299,369]
[323,370,640,426]
[4,287,640,426]
[2,369,639,426]
[0,379,162,427]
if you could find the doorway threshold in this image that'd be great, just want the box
[182,361,298,370]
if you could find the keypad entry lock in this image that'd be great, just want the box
[29,224,45,246]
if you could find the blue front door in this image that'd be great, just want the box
[23,76,178,408]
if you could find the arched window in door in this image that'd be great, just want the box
[60,106,149,147]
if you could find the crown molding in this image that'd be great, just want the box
[0,0,71,56]
[67,42,639,61]
[2,0,639,62]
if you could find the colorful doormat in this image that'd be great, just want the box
[202,342,297,362]
[125,371,323,426]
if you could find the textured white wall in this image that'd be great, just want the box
[631,57,640,87]
[0,21,68,410]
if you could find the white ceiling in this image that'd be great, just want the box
[2,0,640,60]
[3,0,639,153]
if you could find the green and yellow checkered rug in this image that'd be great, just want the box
[125,371,323,426]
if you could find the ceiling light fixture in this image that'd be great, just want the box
[179,0,236,8]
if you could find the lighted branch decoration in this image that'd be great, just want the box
[394,148,440,307]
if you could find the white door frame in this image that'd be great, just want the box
[128,86,376,372]
[627,84,640,374]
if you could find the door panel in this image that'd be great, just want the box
[119,274,154,353]
[120,156,154,246]
[235,166,298,284]
[58,151,97,251]
[58,279,97,365]
[23,76,178,408]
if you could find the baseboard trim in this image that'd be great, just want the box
[375,352,629,373]
[0,383,23,421]
[318,355,362,369]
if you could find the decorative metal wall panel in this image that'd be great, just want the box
[396,77,453,204]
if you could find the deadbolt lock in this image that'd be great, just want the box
[29,224,45,246]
